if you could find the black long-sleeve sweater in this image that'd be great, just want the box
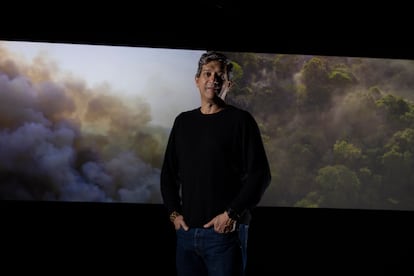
[160,105,271,227]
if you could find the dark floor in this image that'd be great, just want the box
[3,201,412,275]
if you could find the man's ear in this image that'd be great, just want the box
[219,82,232,101]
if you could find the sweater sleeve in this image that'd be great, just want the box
[228,111,271,217]
[160,117,182,215]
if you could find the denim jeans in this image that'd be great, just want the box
[238,224,249,272]
[175,225,247,276]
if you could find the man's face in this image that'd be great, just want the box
[196,61,230,101]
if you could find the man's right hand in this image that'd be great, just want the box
[171,212,189,231]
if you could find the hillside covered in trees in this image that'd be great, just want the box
[225,52,414,210]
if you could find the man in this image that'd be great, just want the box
[161,51,271,276]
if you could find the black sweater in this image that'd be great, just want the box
[160,105,271,227]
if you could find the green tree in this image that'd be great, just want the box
[381,128,414,209]
[333,140,362,169]
[315,165,361,208]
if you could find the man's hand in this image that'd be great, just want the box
[170,212,189,231]
[203,211,236,233]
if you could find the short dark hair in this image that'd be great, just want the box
[196,51,233,80]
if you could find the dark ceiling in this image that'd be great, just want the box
[1,2,412,59]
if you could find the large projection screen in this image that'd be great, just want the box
[1,40,413,211]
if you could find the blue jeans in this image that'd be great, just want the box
[175,225,247,276]
[238,224,249,272]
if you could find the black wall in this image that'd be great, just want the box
[1,3,413,275]
[3,201,412,275]
[1,2,414,60]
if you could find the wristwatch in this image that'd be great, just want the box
[225,207,240,221]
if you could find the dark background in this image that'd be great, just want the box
[2,2,413,275]
[3,201,412,275]
[1,2,413,60]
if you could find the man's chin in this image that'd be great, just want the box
[205,89,217,96]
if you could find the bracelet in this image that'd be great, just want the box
[224,218,236,233]
[225,207,240,221]
[169,211,181,222]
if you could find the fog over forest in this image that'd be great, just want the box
[225,52,414,210]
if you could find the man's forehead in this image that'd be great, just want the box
[202,61,226,70]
